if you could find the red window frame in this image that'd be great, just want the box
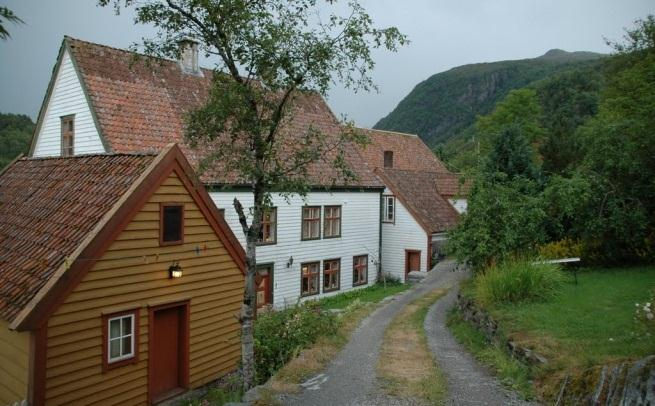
[353,255,368,286]
[323,259,341,292]
[300,262,320,297]
[102,309,139,372]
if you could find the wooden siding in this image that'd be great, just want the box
[44,173,243,405]
[32,49,105,157]
[381,188,429,280]
[211,191,380,307]
[0,320,29,406]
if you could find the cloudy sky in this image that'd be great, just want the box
[0,1,652,127]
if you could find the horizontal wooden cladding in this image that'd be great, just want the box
[0,320,29,405]
[45,172,243,405]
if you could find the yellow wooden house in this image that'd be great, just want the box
[0,144,246,405]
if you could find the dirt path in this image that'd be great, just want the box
[276,261,534,405]
[279,261,463,406]
[424,285,537,405]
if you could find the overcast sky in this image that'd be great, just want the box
[0,1,652,127]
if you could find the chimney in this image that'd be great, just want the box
[178,38,202,76]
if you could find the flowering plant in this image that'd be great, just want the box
[635,290,654,337]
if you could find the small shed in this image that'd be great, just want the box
[0,144,245,405]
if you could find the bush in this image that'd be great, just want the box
[538,238,582,259]
[253,301,338,384]
[474,259,567,306]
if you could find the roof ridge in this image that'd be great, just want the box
[21,152,158,161]
[64,35,214,73]
[359,127,419,138]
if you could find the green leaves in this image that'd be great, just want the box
[0,6,24,40]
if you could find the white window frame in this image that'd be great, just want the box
[107,314,135,363]
[383,195,395,223]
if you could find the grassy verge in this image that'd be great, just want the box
[267,281,411,395]
[318,280,410,310]
[446,309,534,399]
[455,265,655,401]
[377,288,448,404]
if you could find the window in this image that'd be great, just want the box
[323,259,341,292]
[323,206,341,238]
[383,196,395,223]
[383,150,393,168]
[160,204,184,245]
[61,115,74,157]
[301,262,320,296]
[257,208,277,245]
[353,255,368,286]
[301,206,321,240]
[256,264,273,308]
[102,310,139,371]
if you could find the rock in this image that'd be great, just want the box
[407,271,427,284]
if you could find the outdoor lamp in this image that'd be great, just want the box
[169,262,183,278]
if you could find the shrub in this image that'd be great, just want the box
[253,301,338,384]
[538,238,582,259]
[474,259,567,306]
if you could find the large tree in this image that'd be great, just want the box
[0,6,23,40]
[99,0,406,388]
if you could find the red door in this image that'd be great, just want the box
[149,302,189,403]
[256,265,273,309]
[405,250,421,280]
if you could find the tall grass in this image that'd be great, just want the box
[475,259,567,306]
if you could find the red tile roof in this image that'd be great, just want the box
[356,128,466,197]
[0,154,155,322]
[65,37,382,189]
[377,169,459,233]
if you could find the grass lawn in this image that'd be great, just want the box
[318,280,410,310]
[452,265,655,400]
[489,266,655,368]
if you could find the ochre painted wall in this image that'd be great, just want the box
[0,320,29,406]
[44,173,243,405]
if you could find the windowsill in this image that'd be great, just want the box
[104,356,138,372]
[160,240,184,247]
[382,220,395,224]
[256,241,277,246]
[323,235,341,239]
[323,287,340,293]
[301,237,321,242]
[353,281,368,287]
[300,291,319,298]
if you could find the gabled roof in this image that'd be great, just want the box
[0,144,245,329]
[47,36,382,189]
[357,128,467,198]
[377,169,459,234]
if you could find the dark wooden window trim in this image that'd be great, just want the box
[257,207,277,246]
[323,258,341,293]
[323,205,342,239]
[383,195,395,224]
[102,308,140,373]
[147,300,190,404]
[160,203,185,246]
[353,255,368,286]
[300,261,320,297]
[301,206,321,241]
[60,114,75,157]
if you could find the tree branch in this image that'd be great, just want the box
[233,197,250,235]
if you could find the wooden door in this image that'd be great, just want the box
[256,265,273,309]
[149,302,189,403]
[405,250,421,280]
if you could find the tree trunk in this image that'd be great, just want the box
[234,192,263,391]
[240,235,257,390]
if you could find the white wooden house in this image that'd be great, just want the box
[357,129,462,281]
[28,36,383,308]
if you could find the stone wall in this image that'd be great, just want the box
[455,294,655,405]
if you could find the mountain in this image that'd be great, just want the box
[374,49,605,147]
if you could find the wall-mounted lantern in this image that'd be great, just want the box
[286,256,293,268]
[169,262,183,279]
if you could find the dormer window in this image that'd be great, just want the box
[61,115,75,157]
[383,151,393,168]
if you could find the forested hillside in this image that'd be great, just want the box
[374,49,604,147]
[0,112,33,168]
